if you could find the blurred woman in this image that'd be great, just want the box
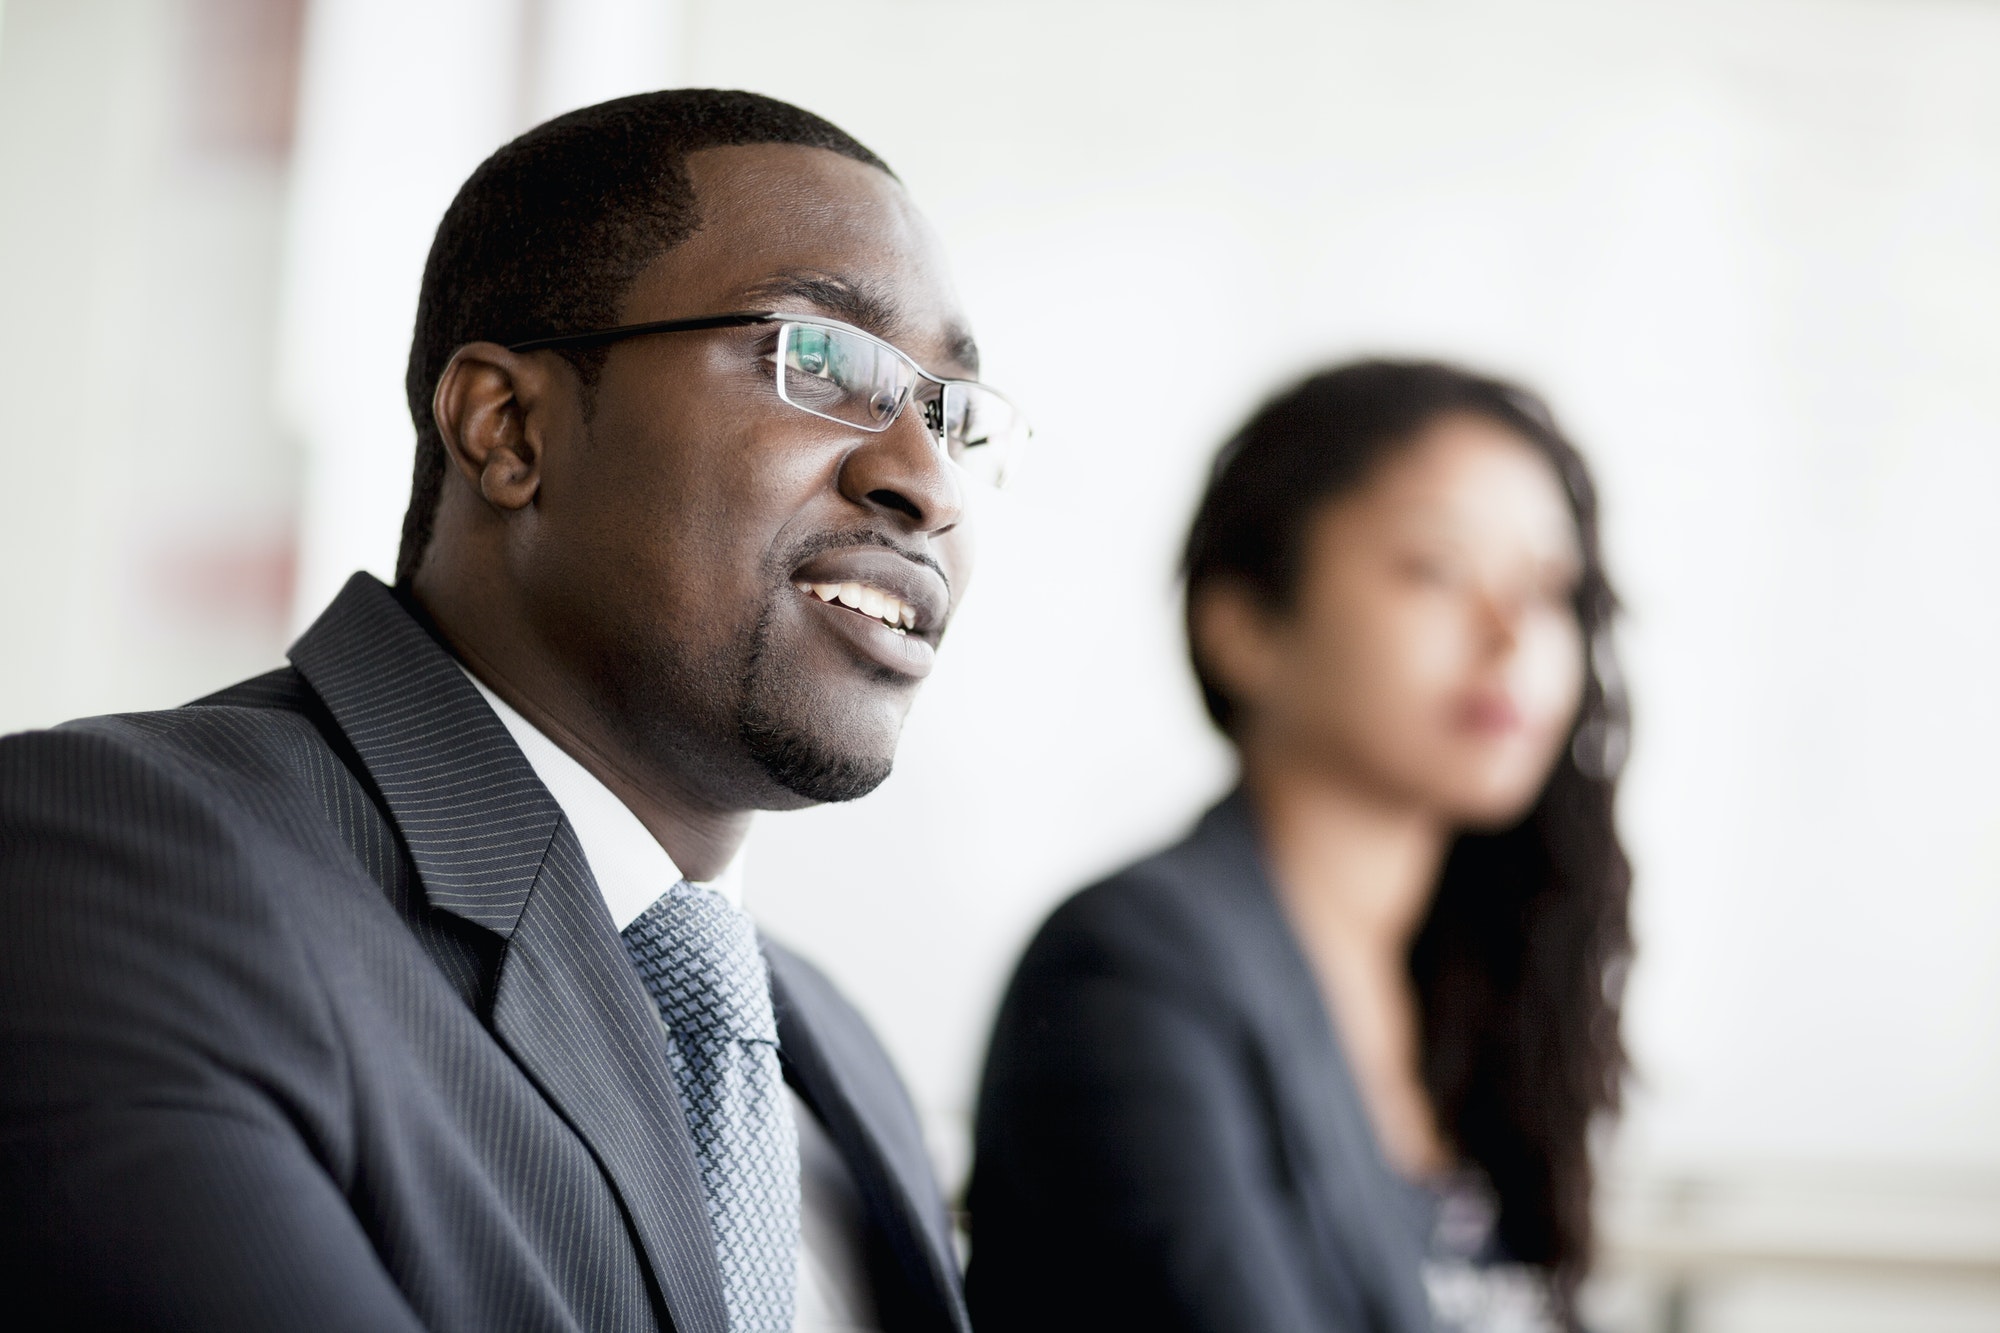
[968,360,1632,1333]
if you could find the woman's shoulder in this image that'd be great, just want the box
[1013,791,1276,993]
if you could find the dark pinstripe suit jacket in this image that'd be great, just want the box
[0,573,969,1333]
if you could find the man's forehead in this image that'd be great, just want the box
[640,144,978,373]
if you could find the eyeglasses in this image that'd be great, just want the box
[507,311,1029,487]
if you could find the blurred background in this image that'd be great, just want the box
[3,1,1998,1327]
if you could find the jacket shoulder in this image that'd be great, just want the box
[189,663,316,711]
[0,689,364,1201]
[1,675,334,886]
[12,667,348,807]
[1016,814,1259,998]
[1,667,385,911]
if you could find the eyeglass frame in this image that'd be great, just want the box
[504,309,1028,471]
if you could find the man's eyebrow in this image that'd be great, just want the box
[740,272,981,376]
[943,327,981,377]
[741,273,899,336]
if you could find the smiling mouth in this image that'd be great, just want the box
[794,580,919,635]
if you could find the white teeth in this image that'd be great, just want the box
[800,579,916,634]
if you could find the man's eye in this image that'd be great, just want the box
[789,330,841,379]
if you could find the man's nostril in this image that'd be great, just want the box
[867,488,923,521]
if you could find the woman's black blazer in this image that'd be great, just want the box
[968,791,1437,1333]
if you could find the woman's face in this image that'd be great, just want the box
[1205,413,1588,828]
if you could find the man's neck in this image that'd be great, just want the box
[416,588,752,883]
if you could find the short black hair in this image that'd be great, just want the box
[396,89,894,587]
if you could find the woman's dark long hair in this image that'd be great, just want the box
[1182,359,1632,1307]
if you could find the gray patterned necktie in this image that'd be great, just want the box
[623,881,800,1333]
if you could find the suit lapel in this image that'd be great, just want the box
[289,574,728,1333]
[490,824,729,1333]
[289,574,556,936]
[765,941,970,1333]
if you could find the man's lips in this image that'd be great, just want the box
[790,545,950,680]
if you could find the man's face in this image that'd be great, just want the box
[519,144,978,810]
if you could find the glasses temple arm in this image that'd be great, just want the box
[504,311,777,354]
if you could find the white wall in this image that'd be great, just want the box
[674,0,2000,1188]
[0,0,299,733]
[9,0,1999,1243]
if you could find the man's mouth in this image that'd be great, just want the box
[789,544,948,637]
[794,580,919,635]
[786,544,950,680]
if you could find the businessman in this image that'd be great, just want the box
[0,90,1023,1332]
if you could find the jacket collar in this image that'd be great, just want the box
[287,573,558,938]
[288,573,730,1332]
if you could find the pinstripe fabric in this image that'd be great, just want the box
[767,944,973,1333]
[287,578,560,935]
[0,574,725,1332]
[289,575,731,1333]
[0,572,969,1332]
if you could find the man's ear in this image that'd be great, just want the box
[431,342,558,512]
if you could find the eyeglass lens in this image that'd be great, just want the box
[775,322,1022,486]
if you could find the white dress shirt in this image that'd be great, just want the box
[463,670,882,1333]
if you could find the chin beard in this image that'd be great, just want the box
[735,604,896,804]
[738,703,892,803]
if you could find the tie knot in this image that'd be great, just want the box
[622,881,777,1046]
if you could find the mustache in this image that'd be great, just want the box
[779,529,951,598]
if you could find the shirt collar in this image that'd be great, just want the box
[457,666,746,929]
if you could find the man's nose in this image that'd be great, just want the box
[836,401,964,535]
